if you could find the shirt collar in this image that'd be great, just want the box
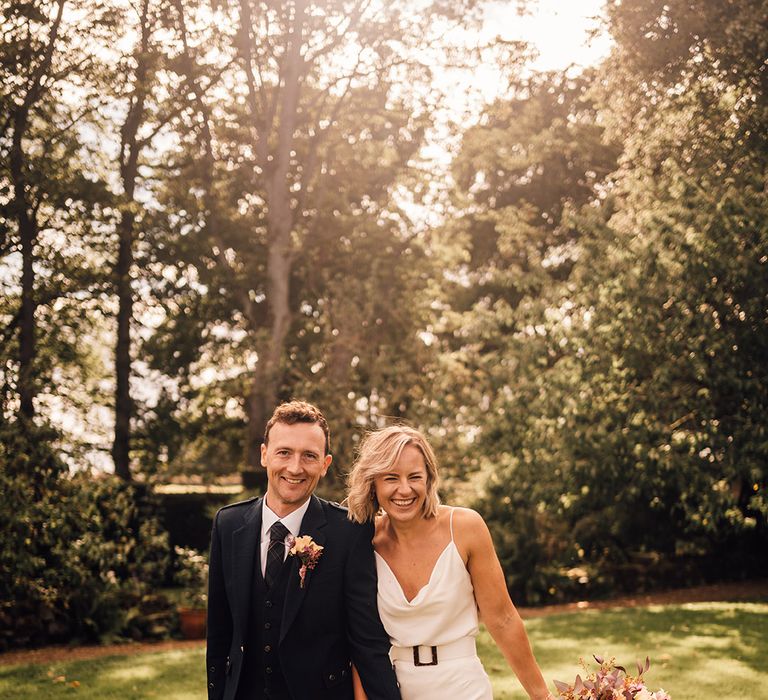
[261,497,311,540]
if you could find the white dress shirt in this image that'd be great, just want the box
[260,498,310,577]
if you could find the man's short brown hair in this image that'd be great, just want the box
[264,400,331,455]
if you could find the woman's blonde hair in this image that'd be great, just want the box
[346,425,441,523]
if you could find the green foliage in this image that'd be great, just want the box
[0,0,117,441]
[171,546,208,609]
[1,0,766,611]
[137,73,440,483]
[440,0,768,603]
[0,427,173,650]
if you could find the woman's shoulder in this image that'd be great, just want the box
[444,506,490,558]
[442,504,486,528]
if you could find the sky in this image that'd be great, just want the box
[470,0,612,107]
[500,0,611,72]
[414,0,612,225]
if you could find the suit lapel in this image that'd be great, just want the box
[280,495,327,642]
[232,498,263,630]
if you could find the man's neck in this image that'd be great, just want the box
[264,495,310,519]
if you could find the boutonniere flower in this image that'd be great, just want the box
[287,535,323,588]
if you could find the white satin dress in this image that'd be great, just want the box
[375,509,493,700]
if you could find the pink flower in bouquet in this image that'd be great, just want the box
[287,535,323,588]
[553,655,670,700]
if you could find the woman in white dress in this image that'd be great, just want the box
[346,425,554,700]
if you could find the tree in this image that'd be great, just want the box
[442,0,768,601]
[109,0,224,478]
[434,70,620,479]
[231,0,480,468]
[563,0,768,558]
[0,0,115,445]
[137,0,480,476]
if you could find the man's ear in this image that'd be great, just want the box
[260,442,268,467]
[321,453,332,476]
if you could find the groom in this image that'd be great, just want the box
[206,400,401,700]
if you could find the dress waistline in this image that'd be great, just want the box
[389,637,477,666]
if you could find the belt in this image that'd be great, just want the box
[390,637,477,666]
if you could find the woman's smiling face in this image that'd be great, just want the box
[374,444,428,522]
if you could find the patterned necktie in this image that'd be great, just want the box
[264,521,290,589]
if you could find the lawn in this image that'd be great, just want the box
[1,602,765,700]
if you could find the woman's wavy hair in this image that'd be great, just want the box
[346,424,441,523]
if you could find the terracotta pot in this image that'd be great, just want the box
[178,607,207,639]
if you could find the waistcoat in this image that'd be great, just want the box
[236,556,293,699]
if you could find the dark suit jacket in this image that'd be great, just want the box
[206,494,401,700]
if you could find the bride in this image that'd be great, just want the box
[346,425,553,700]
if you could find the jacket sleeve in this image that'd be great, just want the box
[206,509,232,700]
[344,521,401,700]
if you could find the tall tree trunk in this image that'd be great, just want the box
[111,0,151,480]
[112,207,134,480]
[8,0,66,421]
[244,0,306,468]
[10,115,37,420]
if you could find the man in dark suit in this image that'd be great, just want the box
[206,400,401,700]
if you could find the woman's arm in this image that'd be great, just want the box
[454,508,553,700]
[352,664,368,700]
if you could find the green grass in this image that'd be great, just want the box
[482,602,768,700]
[1,602,765,699]
[0,647,206,700]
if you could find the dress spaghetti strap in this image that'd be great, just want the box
[449,507,455,542]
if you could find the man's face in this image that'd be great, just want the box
[261,421,332,517]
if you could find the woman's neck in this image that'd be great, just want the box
[382,511,438,544]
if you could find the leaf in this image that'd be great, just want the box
[553,679,571,692]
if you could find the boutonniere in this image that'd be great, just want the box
[287,535,324,588]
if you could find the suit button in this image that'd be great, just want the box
[329,674,336,681]
[209,665,215,672]
[240,645,244,652]
[265,666,273,674]
[264,622,271,629]
[265,600,273,608]
[208,682,214,689]
[264,645,271,652]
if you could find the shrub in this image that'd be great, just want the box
[172,545,209,609]
[0,434,175,650]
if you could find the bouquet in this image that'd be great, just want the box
[553,655,671,700]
